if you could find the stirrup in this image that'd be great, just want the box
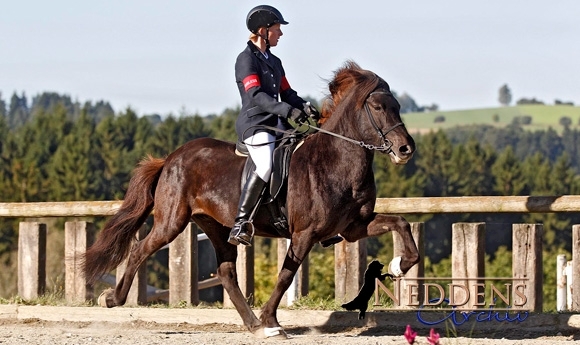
[228,219,254,246]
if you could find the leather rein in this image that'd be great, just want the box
[306,90,403,154]
[241,90,403,154]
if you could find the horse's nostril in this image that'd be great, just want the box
[399,145,414,156]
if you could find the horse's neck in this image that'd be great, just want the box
[309,126,375,179]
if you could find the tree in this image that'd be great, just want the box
[30,92,77,121]
[0,114,9,197]
[0,92,6,119]
[210,107,239,142]
[49,111,101,201]
[397,93,419,113]
[516,97,544,105]
[7,92,29,129]
[94,109,153,200]
[491,146,527,195]
[83,100,115,124]
[414,131,454,197]
[498,84,512,106]
[448,138,496,196]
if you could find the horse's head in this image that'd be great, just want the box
[320,61,415,165]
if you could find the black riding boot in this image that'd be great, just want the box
[228,172,267,246]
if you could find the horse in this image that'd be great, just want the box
[82,60,420,338]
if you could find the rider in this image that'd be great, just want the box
[228,5,319,246]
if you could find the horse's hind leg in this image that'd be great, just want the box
[99,209,191,308]
[341,214,420,275]
[193,216,262,335]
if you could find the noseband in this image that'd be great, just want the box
[307,90,404,154]
[364,90,404,153]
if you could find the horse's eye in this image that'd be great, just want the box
[373,105,382,111]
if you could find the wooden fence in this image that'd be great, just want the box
[2,195,580,310]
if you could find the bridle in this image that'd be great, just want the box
[307,90,404,154]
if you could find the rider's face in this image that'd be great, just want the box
[265,24,283,47]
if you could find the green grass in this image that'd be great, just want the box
[402,105,580,133]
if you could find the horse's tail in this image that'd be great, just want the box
[82,155,165,285]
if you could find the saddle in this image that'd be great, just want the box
[235,135,302,237]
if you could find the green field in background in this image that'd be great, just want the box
[402,105,580,133]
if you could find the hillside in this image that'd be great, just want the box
[401,105,580,133]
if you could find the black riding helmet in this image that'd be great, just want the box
[246,5,288,34]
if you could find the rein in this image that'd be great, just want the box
[306,90,403,154]
[242,90,403,154]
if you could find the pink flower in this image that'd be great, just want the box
[427,328,440,345]
[404,324,417,344]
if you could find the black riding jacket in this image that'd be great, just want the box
[235,41,306,141]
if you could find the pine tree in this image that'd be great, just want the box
[210,107,239,142]
[498,84,512,106]
[0,92,6,119]
[7,92,30,129]
[414,131,454,196]
[491,146,527,195]
[49,112,100,201]
[447,138,496,196]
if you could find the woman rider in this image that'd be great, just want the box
[228,5,319,246]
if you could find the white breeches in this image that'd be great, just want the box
[243,119,285,182]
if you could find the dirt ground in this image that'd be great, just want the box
[0,319,578,345]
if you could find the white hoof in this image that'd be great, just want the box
[389,256,404,277]
[98,288,114,308]
[264,327,287,339]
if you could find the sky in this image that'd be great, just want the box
[1,1,579,117]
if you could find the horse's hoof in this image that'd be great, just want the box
[98,288,115,308]
[255,326,288,339]
[389,256,404,277]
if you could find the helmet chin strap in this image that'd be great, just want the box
[262,27,270,49]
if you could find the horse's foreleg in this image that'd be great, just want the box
[259,233,314,337]
[341,213,420,275]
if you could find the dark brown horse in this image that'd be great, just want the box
[82,61,419,338]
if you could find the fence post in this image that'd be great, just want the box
[116,225,147,306]
[18,222,47,300]
[223,242,254,307]
[571,225,580,311]
[64,221,95,303]
[556,254,567,312]
[566,261,573,310]
[452,222,485,310]
[393,222,424,308]
[169,222,199,306]
[277,238,309,306]
[512,223,543,312]
[335,238,367,303]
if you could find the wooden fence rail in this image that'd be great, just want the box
[3,195,580,218]
[3,196,580,311]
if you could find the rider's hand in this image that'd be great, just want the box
[303,102,320,121]
[289,108,309,124]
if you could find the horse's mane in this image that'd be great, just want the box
[319,61,383,125]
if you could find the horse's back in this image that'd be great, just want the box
[157,137,245,225]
